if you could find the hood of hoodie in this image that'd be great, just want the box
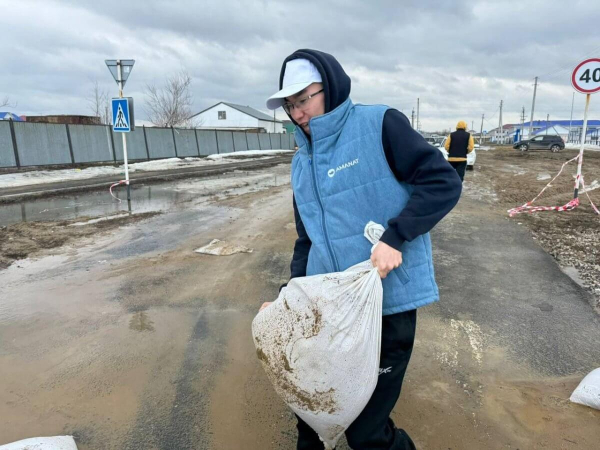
[279,49,351,126]
[456,120,468,130]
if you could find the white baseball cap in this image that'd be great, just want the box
[266,59,323,110]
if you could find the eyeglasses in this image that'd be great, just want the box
[283,89,324,115]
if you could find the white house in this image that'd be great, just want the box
[487,124,515,144]
[191,102,284,133]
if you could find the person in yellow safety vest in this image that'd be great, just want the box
[444,120,474,181]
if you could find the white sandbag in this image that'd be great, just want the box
[252,222,385,449]
[0,436,78,450]
[570,367,600,410]
[194,239,253,256]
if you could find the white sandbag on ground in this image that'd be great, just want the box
[570,367,600,410]
[0,436,78,450]
[252,222,385,449]
[194,239,253,256]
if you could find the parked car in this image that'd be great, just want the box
[513,135,565,152]
[436,137,477,170]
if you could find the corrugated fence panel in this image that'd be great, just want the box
[0,121,16,168]
[14,122,71,166]
[258,133,271,150]
[70,125,114,163]
[270,133,281,149]
[216,131,234,154]
[174,129,199,157]
[113,128,148,161]
[197,130,218,155]
[246,132,260,150]
[232,132,248,152]
[146,127,176,159]
[1,126,298,167]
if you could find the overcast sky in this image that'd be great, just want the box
[2,0,600,131]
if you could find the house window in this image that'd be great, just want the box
[218,111,226,120]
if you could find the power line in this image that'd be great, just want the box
[537,44,600,80]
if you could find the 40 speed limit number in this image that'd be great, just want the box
[572,58,600,94]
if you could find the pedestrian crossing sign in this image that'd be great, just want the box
[112,97,135,132]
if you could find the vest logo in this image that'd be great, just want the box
[328,158,359,178]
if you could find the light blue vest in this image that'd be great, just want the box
[291,98,439,315]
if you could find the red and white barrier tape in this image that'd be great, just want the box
[508,154,599,217]
[109,180,127,202]
[581,176,600,215]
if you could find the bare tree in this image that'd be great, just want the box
[145,71,198,128]
[87,81,111,124]
[1,96,16,109]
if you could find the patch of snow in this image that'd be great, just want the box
[127,157,213,171]
[0,151,291,189]
[206,149,293,160]
[69,213,130,226]
[581,179,600,193]
[537,173,551,181]
[565,143,600,151]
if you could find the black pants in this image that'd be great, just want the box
[449,161,467,181]
[296,309,417,450]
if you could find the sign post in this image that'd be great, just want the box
[106,59,135,202]
[571,58,600,199]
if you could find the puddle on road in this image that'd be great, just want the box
[0,167,289,228]
[0,185,194,227]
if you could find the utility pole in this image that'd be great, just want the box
[416,98,420,132]
[568,92,575,143]
[480,113,485,145]
[528,77,538,140]
[499,100,503,143]
[411,108,415,128]
[520,106,526,141]
[546,114,549,135]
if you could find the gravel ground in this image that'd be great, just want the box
[471,146,600,311]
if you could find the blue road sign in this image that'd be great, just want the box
[112,98,134,132]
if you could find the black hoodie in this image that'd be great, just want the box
[284,49,462,281]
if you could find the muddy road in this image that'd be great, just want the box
[1,158,599,449]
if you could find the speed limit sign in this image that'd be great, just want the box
[572,58,600,94]
[570,58,600,201]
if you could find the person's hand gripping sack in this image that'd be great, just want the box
[370,241,403,279]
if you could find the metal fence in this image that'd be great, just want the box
[0,121,296,168]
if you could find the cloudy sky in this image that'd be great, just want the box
[2,0,600,131]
